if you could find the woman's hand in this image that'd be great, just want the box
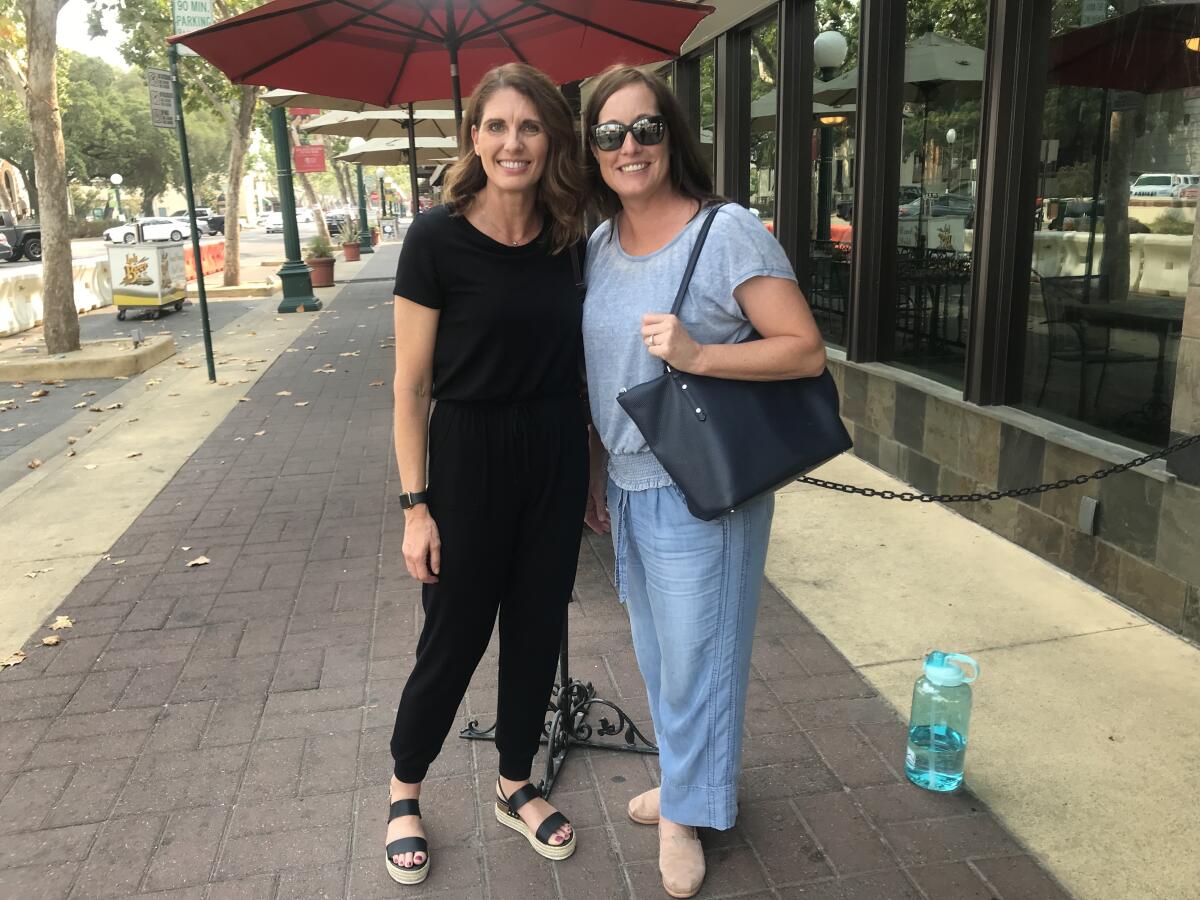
[641,313,705,372]
[402,507,441,584]
[584,426,610,534]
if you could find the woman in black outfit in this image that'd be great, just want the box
[385,63,588,885]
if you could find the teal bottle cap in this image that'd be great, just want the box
[924,651,980,687]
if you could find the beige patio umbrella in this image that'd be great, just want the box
[335,136,458,167]
[261,88,392,111]
[301,109,458,141]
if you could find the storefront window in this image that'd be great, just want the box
[748,17,778,231]
[879,5,988,388]
[698,49,716,182]
[809,9,859,348]
[1021,1,1193,448]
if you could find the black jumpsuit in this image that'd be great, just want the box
[390,206,588,783]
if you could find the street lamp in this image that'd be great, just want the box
[347,138,374,255]
[109,173,124,223]
[814,29,848,242]
[376,167,388,217]
[946,128,958,192]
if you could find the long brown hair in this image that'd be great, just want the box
[444,63,585,253]
[583,65,720,222]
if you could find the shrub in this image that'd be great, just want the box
[71,220,111,239]
[305,236,334,258]
[1150,210,1194,235]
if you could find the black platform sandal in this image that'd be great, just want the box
[385,798,430,885]
[494,780,577,861]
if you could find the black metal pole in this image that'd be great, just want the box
[817,123,834,241]
[407,103,420,217]
[168,44,216,383]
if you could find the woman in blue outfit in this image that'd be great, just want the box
[581,66,827,899]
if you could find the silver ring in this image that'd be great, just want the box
[650,334,656,346]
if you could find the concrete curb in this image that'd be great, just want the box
[0,335,176,381]
[188,278,279,299]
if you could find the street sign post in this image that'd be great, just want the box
[171,0,213,57]
[146,68,175,130]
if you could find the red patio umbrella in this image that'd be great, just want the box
[168,0,713,131]
[1048,0,1200,94]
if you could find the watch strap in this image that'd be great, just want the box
[399,490,428,510]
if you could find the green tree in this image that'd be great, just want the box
[89,0,264,285]
[2,0,80,354]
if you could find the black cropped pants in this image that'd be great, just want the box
[390,395,589,783]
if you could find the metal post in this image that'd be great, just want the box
[168,44,217,383]
[817,123,834,241]
[113,185,123,222]
[407,103,421,217]
[268,105,320,313]
[355,164,374,254]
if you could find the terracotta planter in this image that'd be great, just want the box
[342,242,361,262]
[306,255,335,288]
[370,229,380,246]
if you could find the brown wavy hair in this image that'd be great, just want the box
[583,65,720,222]
[443,63,585,253]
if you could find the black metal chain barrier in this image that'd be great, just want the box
[797,433,1200,504]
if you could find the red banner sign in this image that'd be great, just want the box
[293,145,326,174]
[290,107,321,116]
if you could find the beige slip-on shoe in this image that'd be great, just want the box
[628,787,660,825]
[659,826,705,899]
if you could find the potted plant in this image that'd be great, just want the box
[370,224,381,246]
[305,236,336,288]
[340,222,361,261]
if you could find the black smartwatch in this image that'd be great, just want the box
[399,490,428,510]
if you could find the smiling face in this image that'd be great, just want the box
[591,83,670,206]
[470,87,549,196]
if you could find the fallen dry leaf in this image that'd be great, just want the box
[254,430,266,437]
[30,389,48,398]
[67,436,79,445]
[181,546,192,551]
[88,405,102,412]
[304,345,316,350]
[185,555,211,568]
[24,568,52,578]
[49,615,73,630]
[238,397,250,403]
[83,464,98,470]
[294,401,309,407]
[126,452,142,459]
[369,381,385,387]
[127,418,139,424]
[26,398,41,404]
[26,458,41,470]
[285,348,298,353]
[72,402,87,409]
[234,437,245,442]
[0,427,11,433]
[0,650,26,668]
[111,559,126,565]
[276,390,292,397]
[82,391,97,397]
[41,635,60,647]
[105,403,123,410]
[66,449,76,458]
[339,351,360,357]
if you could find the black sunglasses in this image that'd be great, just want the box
[590,115,667,152]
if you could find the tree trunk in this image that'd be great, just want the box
[289,121,330,244]
[334,163,352,206]
[1102,100,1142,301]
[222,85,257,287]
[22,0,77,354]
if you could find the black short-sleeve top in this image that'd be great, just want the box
[392,205,584,403]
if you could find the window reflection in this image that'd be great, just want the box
[810,13,858,348]
[748,18,778,231]
[1022,0,1193,448]
[884,15,988,389]
[698,50,716,182]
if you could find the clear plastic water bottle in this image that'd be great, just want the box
[905,651,979,792]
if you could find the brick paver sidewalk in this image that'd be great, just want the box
[0,250,1072,900]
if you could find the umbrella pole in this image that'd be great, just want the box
[449,42,464,142]
[917,100,930,251]
[407,103,421,218]
[1083,90,1109,303]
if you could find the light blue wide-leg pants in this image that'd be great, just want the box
[608,480,774,830]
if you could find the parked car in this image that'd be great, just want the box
[170,207,211,233]
[898,193,975,228]
[206,214,226,234]
[265,212,285,234]
[296,208,315,224]
[103,217,193,243]
[837,185,922,223]
[1129,173,1200,198]
[0,232,12,263]
[0,210,42,262]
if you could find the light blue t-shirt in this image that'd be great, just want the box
[583,203,798,491]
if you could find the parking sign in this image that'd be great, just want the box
[147,68,176,129]
[172,0,214,56]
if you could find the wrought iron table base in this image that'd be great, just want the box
[460,618,657,798]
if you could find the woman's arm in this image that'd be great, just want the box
[393,296,441,583]
[640,275,827,381]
